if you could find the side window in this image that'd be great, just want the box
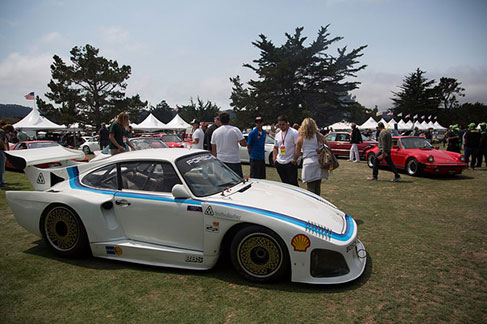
[120,161,182,193]
[336,134,348,142]
[81,164,118,189]
[326,134,336,141]
[392,139,399,146]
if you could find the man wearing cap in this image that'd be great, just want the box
[464,122,481,169]
[204,116,221,151]
[476,122,487,168]
[211,112,247,177]
[190,119,204,150]
[446,126,460,153]
[247,117,267,179]
[368,122,400,182]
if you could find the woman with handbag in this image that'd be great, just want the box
[294,118,329,195]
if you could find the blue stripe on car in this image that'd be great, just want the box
[66,166,354,242]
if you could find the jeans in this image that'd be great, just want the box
[0,150,5,184]
[372,151,400,179]
[464,146,479,169]
[249,159,266,179]
[476,147,486,167]
[275,161,298,186]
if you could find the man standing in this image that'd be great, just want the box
[464,122,481,169]
[273,115,300,186]
[204,115,221,151]
[247,116,267,179]
[349,123,362,162]
[190,119,204,150]
[446,126,460,153]
[98,123,109,150]
[0,122,12,188]
[368,122,400,182]
[476,122,487,168]
[211,112,247,177]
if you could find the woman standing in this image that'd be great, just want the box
[109,112,136,155]
[294,118,328,195]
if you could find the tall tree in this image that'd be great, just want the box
[42,44,144,128]
[391,68,440,117]
[435,77,465,110]
[178,98,220,123]
[230,25,367,128]
[151,100,176,124]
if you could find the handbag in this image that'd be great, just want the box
[317,144,339,171]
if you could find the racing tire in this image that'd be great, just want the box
[406,158,420,176]
[230,225,289,283]
[82,146,91,155]
[367,153,375,168]
[41,205,90,257]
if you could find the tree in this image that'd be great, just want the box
[391,68,440,117]
[42,44,145,128]
[230,25,367,128]
[178,98,220,123]
[150,100,176,124]
[435,77,465,110]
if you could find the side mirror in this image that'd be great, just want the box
[392,145,399,150]
[172,184,191,199]
[435,146,439,150]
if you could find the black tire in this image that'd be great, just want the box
[82,146,91,155]
[41,205,90,257]
[406,158,420,176]
[367,152,375,168]
[230,225,289,283]
[268,152,274,167]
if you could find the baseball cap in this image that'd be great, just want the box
[255,116,264,123]
[190,119,200,124]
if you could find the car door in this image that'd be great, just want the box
[334,133,351,156]
[389,138,403,167]
[113,161,204,251]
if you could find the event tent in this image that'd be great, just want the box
[358,117,378,130]
[433,121,447,130]
[397,119,410,130]
[132,113,167,132]
[162,114,191,130]
[13,107,66,132]
[327,121,352,130]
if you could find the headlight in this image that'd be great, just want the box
[460,155,465,162]
[428,155,434,163]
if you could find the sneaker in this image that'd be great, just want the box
[353,160,360,163]
[391,177,400,182]
[367,177,377,181]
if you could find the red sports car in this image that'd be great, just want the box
[6,140,88,171]
[366,136,467,176]
[151,133,192,148]
[325,131,377,158]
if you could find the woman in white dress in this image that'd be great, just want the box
[294,118,328,195]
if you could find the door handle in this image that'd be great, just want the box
[115,199,131,207]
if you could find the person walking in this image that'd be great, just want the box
[273,115,300,186]
[368,122,400,182]
[349,123,362,162]
[464,122,481,169]
[211,112,247,177]
[190,119,204,150]
[98,123,110,150]
[247,116,267,179]
[109,112,136,156]
[294,117,328,195]
[0,122,13,187]
[476,122,487,168]
[204,115,221,151]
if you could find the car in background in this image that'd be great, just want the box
[239,134,276,166]
[366,136,467,176]
[325,132,377,158]
[79,136,99,154]
[151,133,192,148]
[6,140,88,170]
[91,137,169,162]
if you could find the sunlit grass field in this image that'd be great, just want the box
[0,158,486,323]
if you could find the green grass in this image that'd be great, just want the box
[1,160,486,323]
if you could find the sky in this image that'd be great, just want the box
[0,0,486,113]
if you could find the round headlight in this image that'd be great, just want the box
[428,155,434,163]
[460,155,465,162]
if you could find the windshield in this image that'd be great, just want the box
[130,138,168,150]
[162,134,182,142]
[361,134,373,141]
[29,142,59,149]
[176,152,242,197]
[400,137,433,149]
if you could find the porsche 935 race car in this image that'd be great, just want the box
[6,147,366,284]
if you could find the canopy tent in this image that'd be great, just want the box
[433,121,447,130]
[405,120,414,129]
[132,113,167,132]
[397,119,410,130]
[358,117,378,130]
[385,118,397,129]
[13,107,66,132]
[327,121,352,130]
[161,114,191,130]
[413,120,429,131]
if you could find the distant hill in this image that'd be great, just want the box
[0,104,32,119]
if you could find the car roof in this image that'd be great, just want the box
[98,147,207,163]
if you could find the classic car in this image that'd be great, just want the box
[79,136,100,154]
[366,136,467,176]
[5,147,366,284]
[6,140,88,170]
[325,132,377,158]
[239,133,276,166]
[151,133,192,148]
[90,137,169,162]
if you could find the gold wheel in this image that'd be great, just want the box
[44,206,81,252]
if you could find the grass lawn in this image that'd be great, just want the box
[0,159,486,323]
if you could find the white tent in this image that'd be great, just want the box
[328,121,352,130]
[433,121,447,130]
[385,118,397,129]
[161,114,191,130]
[405,120,414,129]
[358,117,378,130]
[13,108,66,132]
[132,113,167,132]
[413,120,429,131]
[397,119,410,130]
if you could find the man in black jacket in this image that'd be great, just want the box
[203,115,221,151]
[349,123,363,162]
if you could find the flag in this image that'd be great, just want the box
[387,111,393,116]
[376,111,382,116]
[24,92,35,100]
[405,114,410,118]
[413,114,418,119]
[421,115,425,119]
[434,116,437,120]
[398,112,403,117]
[427,115,432,119]
[173,105,178,111]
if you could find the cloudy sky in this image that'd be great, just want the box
[1,0,486,112]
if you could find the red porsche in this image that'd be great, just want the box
[151,133,192,148]
[325,131,377,158]
[366,136,467,176]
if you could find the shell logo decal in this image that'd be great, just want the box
[291,234,311,252]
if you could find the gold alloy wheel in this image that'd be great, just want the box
[44,206,80,252]
[237,233,283,278]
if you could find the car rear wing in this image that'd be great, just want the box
[5,146,87,191]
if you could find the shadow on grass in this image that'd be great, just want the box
[24,238,372,293]
[1,181,34,191]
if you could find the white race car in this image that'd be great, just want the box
[5,147,366,284]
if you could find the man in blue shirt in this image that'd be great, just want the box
[247,116,267,179]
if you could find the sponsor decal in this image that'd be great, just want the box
[106,246,123,255]
[187,205,203,212]
[346,240,357,253]
[186,155,213,166]
[214,211,241,220]
[204,205,214,216]
[291,234,311,252]
[185,255,203,263]
[205,221,220,233]
[36,173,45,184]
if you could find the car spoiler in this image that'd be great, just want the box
[5,146,87,191]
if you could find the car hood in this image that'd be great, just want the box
[206,180,347,234]
[409,148,462,163]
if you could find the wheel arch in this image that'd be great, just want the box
[39,202,87,239]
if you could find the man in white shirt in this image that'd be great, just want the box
[190,119,204,150]
[273,114,300,186]
[211,112,247,177]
